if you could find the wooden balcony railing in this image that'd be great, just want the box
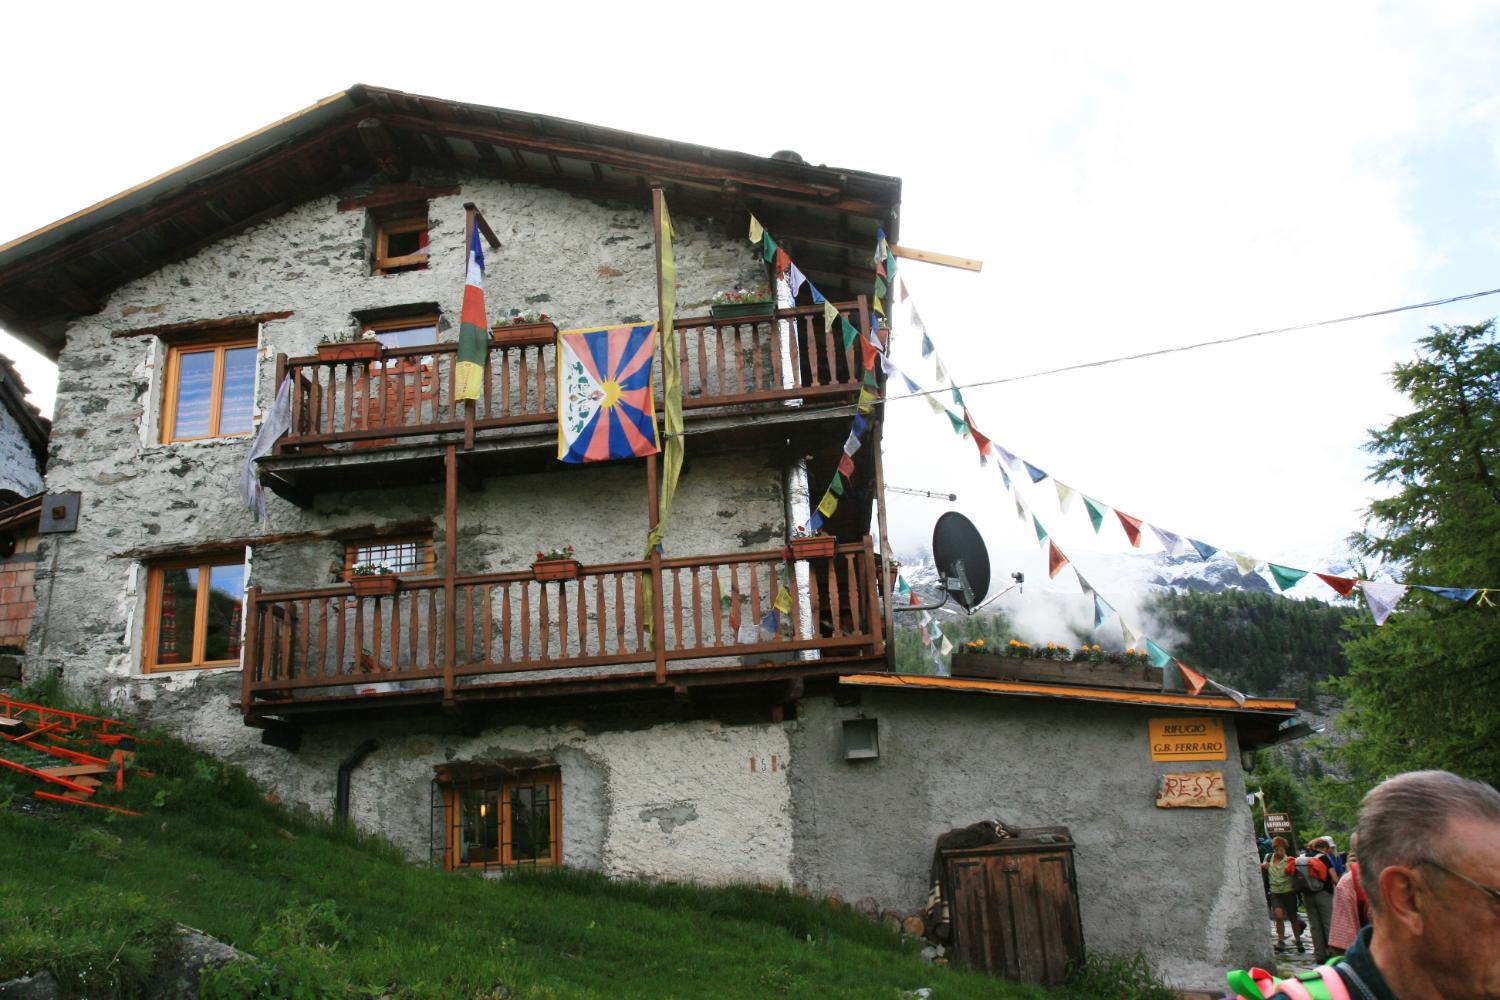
[241,538,884,710]
[275,300,869,453]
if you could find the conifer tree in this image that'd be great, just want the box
[1334,321,1500,788]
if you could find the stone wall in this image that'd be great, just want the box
[0,403,42,498]
[787,690,1269,988]
[122,676,794,889]
[29,171,777,709]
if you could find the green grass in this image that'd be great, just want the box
[0,724,1054,999]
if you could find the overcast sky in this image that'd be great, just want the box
[3,2,1497,592]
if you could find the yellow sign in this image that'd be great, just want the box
[1149,717,1227,762]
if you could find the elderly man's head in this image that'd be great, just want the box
[1356,770,1500,999]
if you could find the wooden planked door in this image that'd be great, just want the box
[945,844,1084,986]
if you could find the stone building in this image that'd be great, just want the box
[0,86,1294,988]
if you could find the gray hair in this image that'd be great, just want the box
[1357,770,1500,910]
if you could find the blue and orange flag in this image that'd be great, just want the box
[557,324,660,463]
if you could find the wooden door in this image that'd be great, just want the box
[945,846,1084,986]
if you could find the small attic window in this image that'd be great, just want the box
[373,210,429,275]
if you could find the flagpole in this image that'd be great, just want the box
[648,187,668,684]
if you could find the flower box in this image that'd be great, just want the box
[532,558,582,582]
[788,534,837,560]
[317,341,383,364]
[349,575,400,597]
[491,321,558,348]
[711,301,774,323]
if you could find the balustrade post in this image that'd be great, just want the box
[240,586,259,714]
[272,355,288,455]
[651,551,667,683]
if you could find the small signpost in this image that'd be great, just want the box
[1264,812,1294,835]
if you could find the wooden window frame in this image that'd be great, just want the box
[160,334,258,444]
[361,313,441,345]
[374,215,430,275]
[141,554,246,673]
[342,535,436,580]
[440,769,562,871]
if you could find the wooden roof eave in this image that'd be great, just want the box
[0,84,901,358]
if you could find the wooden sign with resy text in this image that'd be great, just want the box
[1155,771,1228,809]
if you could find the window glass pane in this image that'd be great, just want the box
[155,568,200,665]
[202,563,245,662]
[372,324,438,349]
[509,782,553,862]
[171,351,215,439]
[460,785,500,865]
[217,347,257,436]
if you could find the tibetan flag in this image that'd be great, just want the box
[1047,541,1069,579]
[1189,538,1219,561]
[1315,573,1359,597]
[454,221,489,401]
[1023,461,1048,483]
[1361,581,1409,626]
[1116,510,1143,548]
[1177,660,1209,696]
[557,324,659,463]
[1417,584,1480,602]
[1268,563,1308,593]
[1083,495,1107,533]
[1145,638,1173,669]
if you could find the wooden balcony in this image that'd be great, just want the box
[261,300,871,496]
[241,538,887,721]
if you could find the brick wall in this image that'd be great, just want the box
[0,531,38,650]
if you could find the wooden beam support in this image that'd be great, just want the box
[112,311,294,340]
[337,182,461,213]
[891,244,983,272]
[443,445,458,704]
[463,201,502,250]
[357,117,408,180]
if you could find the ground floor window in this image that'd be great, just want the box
[143,554,246,671]
[433,767,561,870]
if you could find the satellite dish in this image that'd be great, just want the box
[932,512,991,612]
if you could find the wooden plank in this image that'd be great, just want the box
[891,244,983,272]
[1155,771,1228,809]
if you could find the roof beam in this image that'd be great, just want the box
[375,114,891,218]
[356,117,408,181]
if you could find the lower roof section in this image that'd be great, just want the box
[839,673,1299,749]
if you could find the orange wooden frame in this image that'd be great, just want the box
[160,334,257,444]
[142,555,246,673]
[374,215,429,274]
[443,769,562,870]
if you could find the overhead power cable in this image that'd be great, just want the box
[678,283,1500,436]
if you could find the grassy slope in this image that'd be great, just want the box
[0,731,1049,1000]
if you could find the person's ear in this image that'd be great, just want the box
[1377,865,1427,936]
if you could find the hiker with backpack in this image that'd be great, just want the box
[1228,769,1500,1000]
[1286,836,1340,962]
[1261,836,1307,952]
